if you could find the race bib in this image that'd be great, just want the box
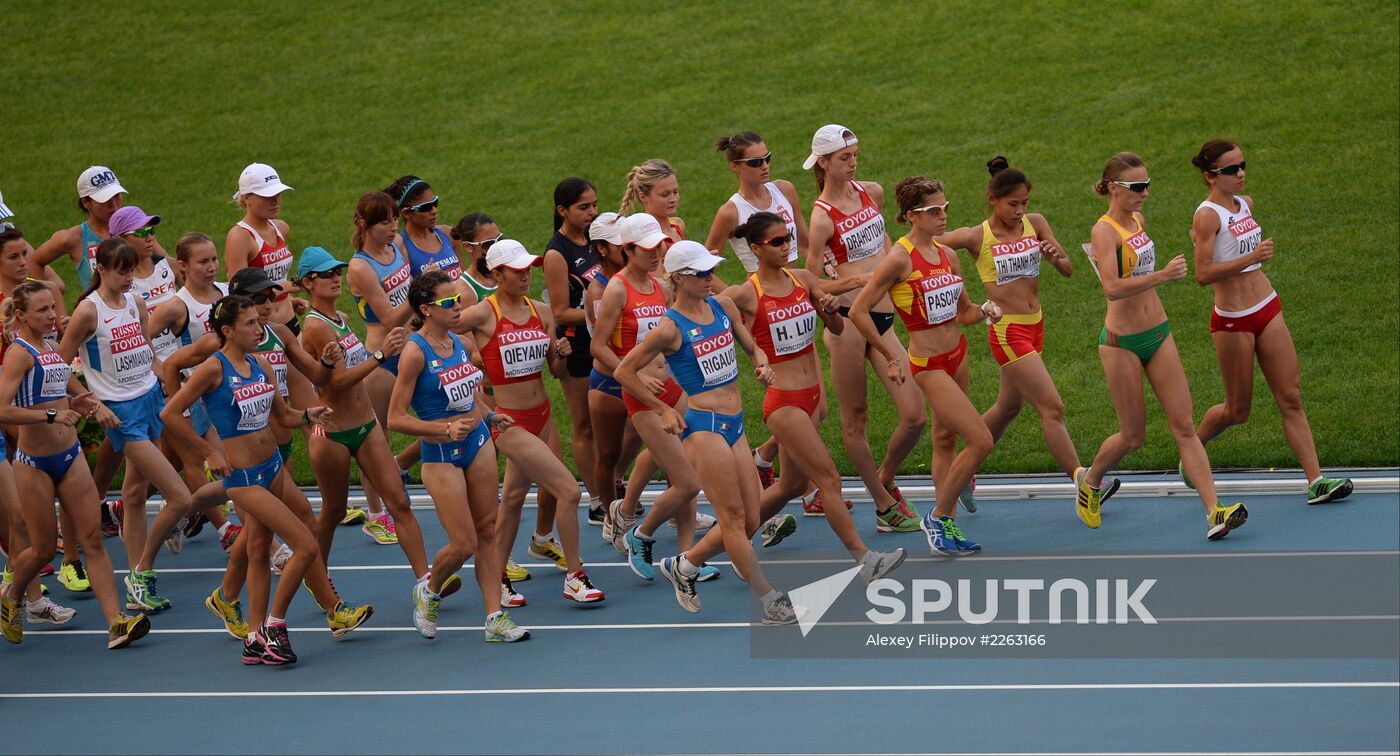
[35,351,71,401]
[438,361,482,412]
[340,332,370,369]
[691,323,738,387]
[918,272,963,326]
[834,207,884,263]
[261,245,293,282]
[382,262,411,308]
[1228,215,1261,256]
[108,322,153,386]
[231,379,276,432]
[262,348,289,396]
[765,299,816,356]
[990,235,1041,285]
[1124,231,1156,278]
[497,328,550,379]
[634,303,667,342]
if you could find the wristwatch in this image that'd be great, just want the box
[320,356,336,368]
[46,408,57,424]
[372,350,386,363]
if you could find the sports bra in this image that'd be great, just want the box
[728,183,799,273]
[305,309,371,371]
[235,220,294,287]
[204,352,277,439]
[663,297,738,396]
[1101,214,1156,279]
[13,337,69,408]
[253,324,289,397]
[749,269,816,363]
[890,237,963,331]
[608,274,667,358]
[408,332,482,420]
[813,181,885,265]
[352,244,412,325]
[1197,197,1262,273]
[401,227,463,281]
[480,295,550,385]
[976,216,1041,286]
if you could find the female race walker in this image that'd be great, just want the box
[388,271,530,641]
[803,124,924,528]
[59,239,193,613]
[852,178,1003,554]
[162,295,339,665]
[1187,139,1351,505]
[1075,153,1248,539]
[543,178,603,523]
[389,176,463,282]
[448,212,500,306]
[456,240,603,604]
[615,241,794,621]
[0,280,147,648]
[938,157,1098,500]
[723,213,906,576]
[30,166,151,290]
[225,163,298,332]
[619,160,687,244]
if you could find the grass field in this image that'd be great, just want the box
[2,1,1396,485]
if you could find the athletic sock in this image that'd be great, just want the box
[760,589,781,605]
[753,451,773,469]
[267,616,285,625]
[217,522,231,537]
[678,556,699,578]
[1308,476,1322,488]
[532,533,551,545]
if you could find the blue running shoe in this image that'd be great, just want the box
[624,526,655,581]
[941,517,981,555]
[920,512,959,556]
[695,564,720,583]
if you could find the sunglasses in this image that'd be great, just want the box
[760,233,792,247]
[676,268,714,279]
[469,233,502,249]
[1208,161,1246,176]
[404,196,440,213]
[1110,179,1151,193]
[429,293,462,308]
[911,201,950,215]
[305,267,344,281]
[735,153,772,169]
[126,226,157,238]
[244,292,275,305]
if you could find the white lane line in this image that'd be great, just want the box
[112,550,1400,575]
[24,614,1400,636]
[2,681,1395,699]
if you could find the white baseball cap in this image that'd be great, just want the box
[485,239,542,271]
[77,166,127,203]
[664,240,725,274]
[588,212,625,245]
[621,213,668,249]
[233,163,293,200]
[0,188,12,221]
[802,124,858,170]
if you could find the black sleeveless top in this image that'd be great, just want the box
[547,229,600,337]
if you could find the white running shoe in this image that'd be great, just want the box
[270,542,293,576]
[26,596,76,625]
[762,592,800,625]
[667,512,717,533]
[500,577,527,608]
[563,570,605,603]
[858,548,907,584]
[412,580,440,640]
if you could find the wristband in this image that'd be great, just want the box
[302,409,310,426]
[485,411,497,427]
[320,357,336,368]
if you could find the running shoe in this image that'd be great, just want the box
[659,556,700,613]
[439,573,463,599]
[124,570,171,612]
[328,600,374,637]
[412,581,441,639]
[1178,460,1195,490]
[205,587,248,639]
[919,511,959,557]
[802,489,853,517]
[110,498,125,537]
[624,526,655,580]
[261,621,297,664]
[527,536,568,570]
[587,498,606,527]
[38,562,54,577]
[608,500,636,556]
[1,591,23,643]
[601,500,621,544]
[181,513,208,539]
[219,523,243,553]
[107,613,150,650]
[59,561,91,593]
[164,525,184,555]
[270,542,293,576]
[759,513,797,548]
[1074,467,1101,529]
[100,500,121,538]
[241,628,273,665]
[500,575,527,608]
[362,513,398,545]
[695,564,720,583]
[563,570,605,603]
[761,592,800,625]
[484,610,530,642]
[876,499,922,533]
[504,558,531,582]
[942,518,981,554]
[1099,477,1122,507]
[1207,502,1249,541]
[1307,477,1354,505]
[858,548,908,584]
[958,475,978,513]
[756,463,775,490]
[340,507,368,526]
[667,512,717,534]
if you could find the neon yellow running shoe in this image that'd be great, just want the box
[504,559,530,582]
[1,589,22,644]
[1074,467,1101,529]
[340,507,368,526]
[527,536,568,571]
[59,561,91,593]
[204,587,248,639]
[361,514,398,545]
[328,600,374,637]
[107,613,150,650]
[204,463,234,515]
[439,573,463,599]
[1207,502,1248,541]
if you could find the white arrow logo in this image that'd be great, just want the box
[788,565,862,637]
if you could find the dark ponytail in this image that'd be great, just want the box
[210,295,255,345]
[715,131,764,162]
[552,178,595,232]
[1191,139,1238,174]
[732,211,786,246]
[450,212,496,277]
[986,155,1032,199]
[77,237,137,303]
